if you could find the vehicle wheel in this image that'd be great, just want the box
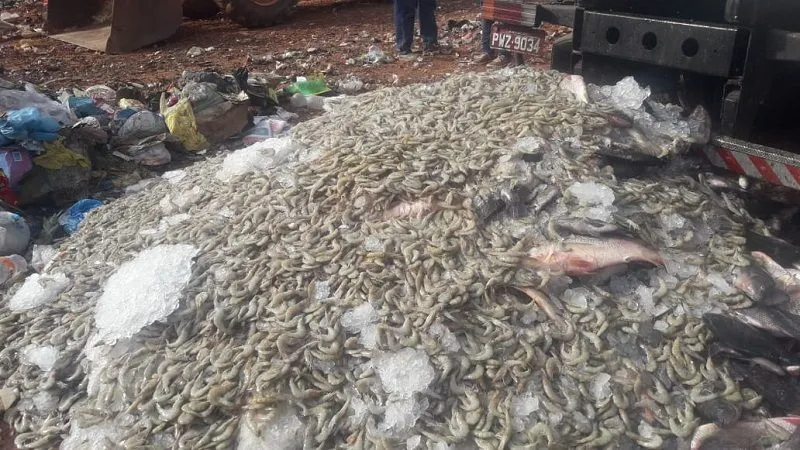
[227,0,294,28]
[183,0,222,19]
[551,33,574,73]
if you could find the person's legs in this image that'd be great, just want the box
[418,0,438,47]
[481,19,494,55]
[394,0,415,53]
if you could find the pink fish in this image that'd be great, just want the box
[523,238,663,276]
[691,416,800,450]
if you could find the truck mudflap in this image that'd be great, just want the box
[703,136,800,190]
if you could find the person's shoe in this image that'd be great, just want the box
[474,52,494,64]
[396,49,415,60]
[422,42,440,54]
[487,54,513,68]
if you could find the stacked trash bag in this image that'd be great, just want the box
[0,71,259,208]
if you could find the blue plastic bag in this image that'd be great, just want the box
[60,199,103,234]
[0,107,61,143]
[68,96,106,118]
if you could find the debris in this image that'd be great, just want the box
[59,198,102,234]
[0,211,30,256]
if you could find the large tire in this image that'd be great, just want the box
[183,0,222,19]
[227,0,294,28]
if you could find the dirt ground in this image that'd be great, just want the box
[0,0,563,93]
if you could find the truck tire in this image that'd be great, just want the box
[551,33,574,73]
[183,0,221,19]
[227,0,294,28]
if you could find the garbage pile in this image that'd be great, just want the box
[1,67,799,449]
[0,72,259,208]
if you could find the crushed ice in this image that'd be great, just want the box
[22,345,59,371]
[8,272,70,311]
[216,137,295,182]
[94,244,198,343]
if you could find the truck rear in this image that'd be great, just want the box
[483,0,800,190]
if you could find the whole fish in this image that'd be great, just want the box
[731,307,800,340]
[691,416,800,450]
[733,265,789,306]
[695,398,741,428]
[703,314,795,366]
[729,360,800,414]
[523,238,663,276]
[553,217,622,238]
[746,230,800,269]
[751,251,800,300]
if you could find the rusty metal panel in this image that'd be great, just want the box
[106,0,183,54]
[483,0,538,28]
[45,0,182,54]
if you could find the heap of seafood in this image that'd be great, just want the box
[2,67,800,449]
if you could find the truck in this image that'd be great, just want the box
[483,0,800,191]
[42,0,295,54]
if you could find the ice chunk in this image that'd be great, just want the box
[363,236,382,252]
[374,348,435,397]
[521,310,538,325]
[559,74,589,103]
[635,286,655,314]
[663,252,701,279]
[349,396,371,426]
[590,373,612,401]
[61,421,123,450]
[514,137,548,154]
[360,324,379,349]
[162,169,187,184]
[585,206,615,222]
[236,406,304,450]
[653,320,668,332]
[563,288,590,309]
[314,280,330,300]
[8,272,70,311]
[381,396,428,434]
[31,244,58,273]
[566,182,615,207]
[341,303,379,333]
[510,392,540,432]
[94,244,198,343]
[32,390,57,413]
[22,345,59,371]
[341,303,380,348]
[407,435,423,450]
[591,76,651,110]
[609,275,638,295]
[125,178,159,195]
[707,272,737,296]
[216,137,295,182]
[428,322,460,353]
[661,213,686,232]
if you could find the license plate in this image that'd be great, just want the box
[490,24,546,55]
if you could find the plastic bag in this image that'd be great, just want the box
[161,97,208,152]
[0,211,30,256]
[0,254,27,286]
[34,139,91,170]
[0,107,62,142]
[68,96,106,118]
[59,198,102,234]
[0,90,76,126]
[182,82,225,113]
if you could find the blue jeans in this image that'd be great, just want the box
[481,11,509,57]
[394,0,438,52]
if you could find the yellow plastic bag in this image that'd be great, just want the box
[161,96,208,152]
[34,139,91,170]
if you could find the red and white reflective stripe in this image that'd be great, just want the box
[703,146,800,189]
